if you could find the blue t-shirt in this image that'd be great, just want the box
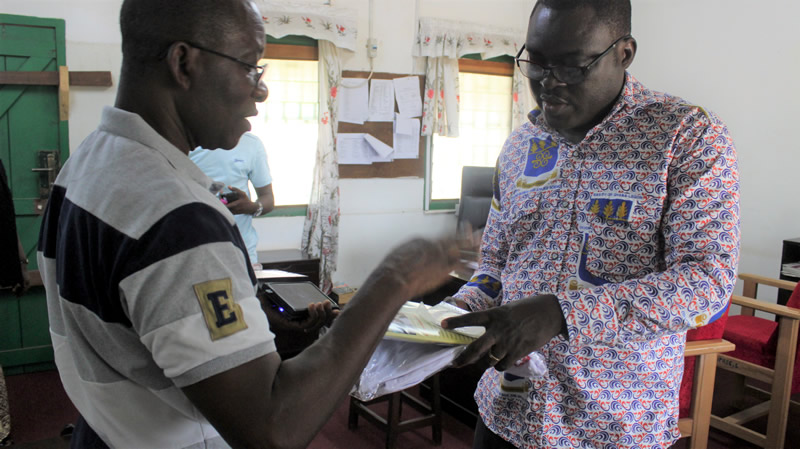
[189,133,272,264]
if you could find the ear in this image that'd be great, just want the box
[620,37,637,69]
[164,41,199,90]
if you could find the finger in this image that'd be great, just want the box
[485,346,507,370]
[327,308,341,326]
[440,309,491,330]
[451,336,496,368]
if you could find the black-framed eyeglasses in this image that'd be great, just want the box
[185,41,267,85]
[515,35,632,85]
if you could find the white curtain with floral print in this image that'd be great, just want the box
[256,1,352,293]
[421,57,460,137]
[414,17,527,136]
[301,40,341,294]
[512,66,536,129]
[257,1,357,51]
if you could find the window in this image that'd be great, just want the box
[247,38,319,213]
[428,58,514,207]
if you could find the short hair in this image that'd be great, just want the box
[119,0,249,64]
[533,0,631,37]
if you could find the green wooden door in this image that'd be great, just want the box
[0,14,68,373]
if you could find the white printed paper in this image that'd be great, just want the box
[394,115,415,135]
[393,118,420,159]
[338,133,396,164]
[393,76,423,118]
[364,134,394,161]
[368,79,395,122]
[338,78,370,124]
[337,133,373,164]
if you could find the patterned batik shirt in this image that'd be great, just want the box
[454,73,740,449]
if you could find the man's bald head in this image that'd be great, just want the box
[120,0,261,66]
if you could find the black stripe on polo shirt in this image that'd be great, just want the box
[42,193,255,326]
[38,184,66,258]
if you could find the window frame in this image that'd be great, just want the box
[425,55,514,212]
[259,35,319,218]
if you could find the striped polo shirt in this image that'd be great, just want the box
[38,107,276,448]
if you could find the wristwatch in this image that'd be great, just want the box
[252,201,264,217]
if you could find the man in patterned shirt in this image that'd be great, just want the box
[442,0,739,448]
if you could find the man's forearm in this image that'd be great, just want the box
[264,268,417,445]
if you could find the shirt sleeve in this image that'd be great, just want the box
[246,135,272,188]
[558,108,740,347]
[453,154,508,312]
[118,202,275,387]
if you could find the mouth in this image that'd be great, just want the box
[539,93,569,115]
[540,93,568,106]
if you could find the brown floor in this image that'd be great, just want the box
[3,369,799,449]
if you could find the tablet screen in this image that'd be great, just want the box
[266,282,334,311]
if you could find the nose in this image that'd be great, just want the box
[254,80,268,102]
[539,70,562,90]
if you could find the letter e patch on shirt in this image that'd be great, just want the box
[193,278,248,341]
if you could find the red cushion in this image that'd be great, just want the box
[723,315,779,367]
[679,309,729,418]
[723,288,800,395]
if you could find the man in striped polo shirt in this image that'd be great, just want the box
[37,0,461,447]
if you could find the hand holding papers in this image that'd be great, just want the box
[351,301,547,401]
[385,301,484,345]
[352,302,481,401]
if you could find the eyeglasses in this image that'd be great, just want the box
[515,35,631,85]
[185,41,267,85]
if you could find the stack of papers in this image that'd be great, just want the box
[351,302,484,401]
[782,261,800,278]
[385,301,483,345]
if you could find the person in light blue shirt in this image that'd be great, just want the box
[190,132,274,267]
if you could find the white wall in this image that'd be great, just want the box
[5,0,799,295]
[629,0,800,301]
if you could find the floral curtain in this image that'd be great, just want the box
[414,17,523,60]
[421,57,460,137]
[414,17,527,136]
[257,1,357,52]
[512,66,536,129]
[301,40,341,294]
[257,1,352,293]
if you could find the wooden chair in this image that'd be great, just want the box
[710,274,800,448]
[676,302,736,449]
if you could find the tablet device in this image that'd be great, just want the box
[259,281,339,320]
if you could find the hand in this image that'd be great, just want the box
[12,262,30,297]
[441,294,566,371]
[442,296,470,311]
[298,301,340,332]
[263,301,339,333]
[378,237,463,299]
[224,186,254,215]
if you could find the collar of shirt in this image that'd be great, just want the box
[97,106,217,193]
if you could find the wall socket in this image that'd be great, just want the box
[367,38,378,58]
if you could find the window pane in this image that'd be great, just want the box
[431,72,512,200]
[248,59,319,206]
